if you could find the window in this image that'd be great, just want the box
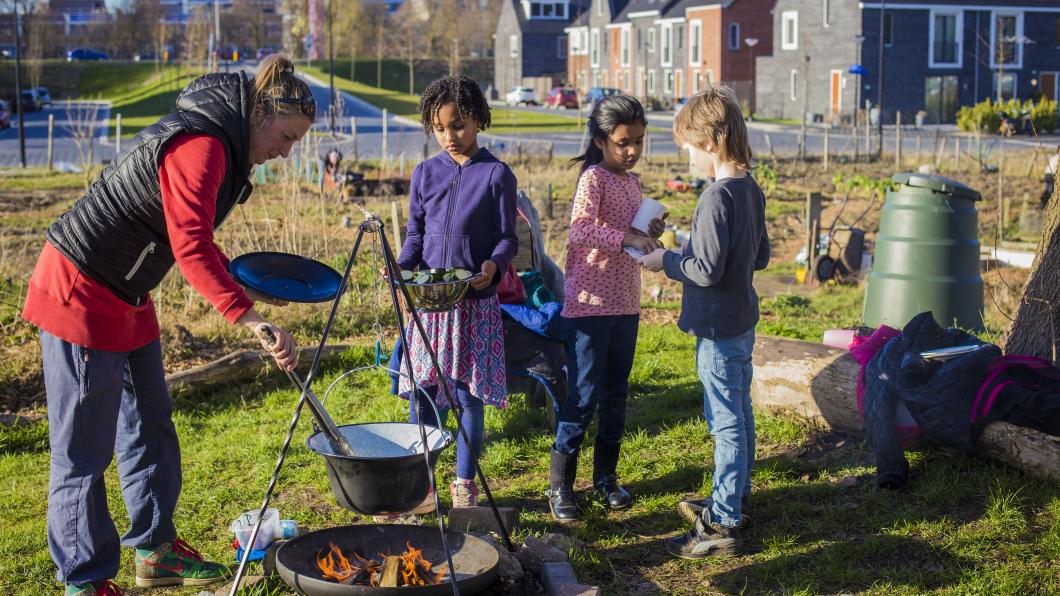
[692,71,700,93]
[647,69,656,94]
[569,30,581,53]
[557,36,567,59]
[930,10,962,68]
[678,25,684,50]
[648,28,655,52]
[621,28,630,66]
[661,23,673,66]
[510,34,519,58]
[664,70,674,94]
[823,0,830,27]
[689,20,702,65]
[884,13,893,47]
[992,12,1023,68]
[790,69,798,102]
[993,72,1017,100]
[729,23,740,50]
[782,11,798,50]
[590,28,600,66]
[526,1,566,19]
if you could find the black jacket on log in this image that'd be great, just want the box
[46,72,254,306]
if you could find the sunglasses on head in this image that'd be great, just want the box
[268,95,316,118]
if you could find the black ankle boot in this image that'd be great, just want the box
[547,448,580,522]
[593,439,632,509]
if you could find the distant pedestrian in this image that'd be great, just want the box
[1042,145,1059,209]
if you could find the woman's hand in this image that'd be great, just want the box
[238,310,297,371]
[470,260,498,291]
[244,287,289,307]
[638,248,668,272]
[647,213,669,238]
[623,232,663,254]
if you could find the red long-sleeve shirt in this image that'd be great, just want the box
[22,134,254,351]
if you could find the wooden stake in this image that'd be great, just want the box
[823,127,830,171]
[954,136,960,170]
[116,112,122,157]
[390,200,403,248]
[47,113,54,171]
[895,112,902,168]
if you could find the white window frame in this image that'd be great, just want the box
[729,22,740,50]
[647,69,656,94]
[993,72,1018,100]
[689,19,702,66]
[692,70,701,93]
[647,28,656,53]
[661,22,673,67]
[782,11,798,51]
[823,0,830,28]
[590,28,600,67]
[621,26,631,67]
[664,69,673,94]
[790,69,798,102]
[990,10,1024,69]
[557,36,567,59]
[510,34,519,58]
[929,9,963,69]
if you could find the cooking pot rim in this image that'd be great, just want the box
[306,421,453,462]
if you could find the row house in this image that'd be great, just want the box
[495,0,591,100]
[756,0,1060,125]
[566,0,774,110]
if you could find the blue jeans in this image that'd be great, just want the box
[554,315,639,454]
[40,331,181,585]
[697,328,756,528]
[409,385,484,480]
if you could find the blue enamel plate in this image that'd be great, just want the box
[229,252,342,303]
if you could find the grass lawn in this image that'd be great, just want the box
[2,323,1058,594]
[107,67,204,138]
[302,66,585,135]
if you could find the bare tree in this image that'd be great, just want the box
[1002,194,1060,362]
[184,5,211,67]
[65,102,101,190]
[23,0,48,90]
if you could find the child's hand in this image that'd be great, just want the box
[470,260,497,291]
[623,232,663,254]
[648,213,668,238]
[639,248,668,272]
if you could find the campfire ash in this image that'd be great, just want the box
[316,542,448,587]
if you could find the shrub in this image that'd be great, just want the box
[1029,98,1058,134]
[957,97,1058,135]
[957,99,1001,133]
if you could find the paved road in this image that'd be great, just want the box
[0,101,111,168]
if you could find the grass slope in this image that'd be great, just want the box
[2,327,1057,595]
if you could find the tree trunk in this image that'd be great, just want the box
[1001,196,1060,362]
[750,335,1060,481]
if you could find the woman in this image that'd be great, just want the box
[21,54,315,595]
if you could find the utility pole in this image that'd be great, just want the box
[328,0,335,133]
[876,0,885,158]
[854,34,865,161]
[745,37,759,120]
[13,0,26,168]
[213,0,221,70]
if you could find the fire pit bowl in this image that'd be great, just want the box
[307,423,453,515]
[275,524,499,595]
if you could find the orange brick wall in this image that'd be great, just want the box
[687,6,723,94]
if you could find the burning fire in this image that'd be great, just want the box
[316,542,448,587]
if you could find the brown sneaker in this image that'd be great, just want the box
[450,479,478,508]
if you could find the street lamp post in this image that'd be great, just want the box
[13,0,26,168]
[744,37,758,120]
[876,0,885,158]
[328,0,335,133]
[854,34,865,161]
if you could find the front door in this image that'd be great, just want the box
[674,70,683,100]
[924,76,959,123]
[830,70,842,119]
[1042,72,1058,101]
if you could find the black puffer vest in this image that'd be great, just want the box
[46,72,255,306]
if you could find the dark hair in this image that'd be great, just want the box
[251,54,316,121]
[417,75,491,132]
[570,95,647,174]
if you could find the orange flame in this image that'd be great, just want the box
[315,541,445,586]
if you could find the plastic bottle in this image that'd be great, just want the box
[229,508,280,551]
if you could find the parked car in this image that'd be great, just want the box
[256,47,275,62]
[505,86,538,106]
[67,48,109,61]
[544,87,579,110]
[0,100,10,129]
[31,87,51,107]
[17,90,40,112]
[584,87,621,108]
[675,96,690,110]
[133,51,157,62]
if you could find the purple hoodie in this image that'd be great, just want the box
[397,148,518,299]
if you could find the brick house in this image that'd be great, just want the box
[495,0,590,101]
[684,0,775,108]
[755,0,1060,125]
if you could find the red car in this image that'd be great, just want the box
[0,99,10,129]
[545,87,579,110]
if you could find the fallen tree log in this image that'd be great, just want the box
[165,344,355,394]
[750,335,1060,482]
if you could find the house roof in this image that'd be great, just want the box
[509,0,592,35]
[613,0,675,23]
[864,0,1057,7]
[661,0,725,19]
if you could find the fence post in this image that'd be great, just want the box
[805,192,823,267]
[382,108,389,174]
[999,138,1006,240]
[116,112,122,157]
[935,137,946,170]
[47,113,54,171]
[546,183,553,219]
[954,137,960,171]
[349,116,358,162]
[822,127,830,171]
[895,112,902,168]
[399,152,405,177]
[390,201,403,248]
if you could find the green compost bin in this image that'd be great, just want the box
[863,173,984,331]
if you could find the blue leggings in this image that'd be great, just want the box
[409,385,484,481]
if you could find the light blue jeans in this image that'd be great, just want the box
[696,328,756,528]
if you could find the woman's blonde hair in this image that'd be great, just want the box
[672,86,753,171]
[251,54,316,122]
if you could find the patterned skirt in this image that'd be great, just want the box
[398,296,507,409]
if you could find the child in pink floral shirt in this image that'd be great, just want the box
[547,95,665,522]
